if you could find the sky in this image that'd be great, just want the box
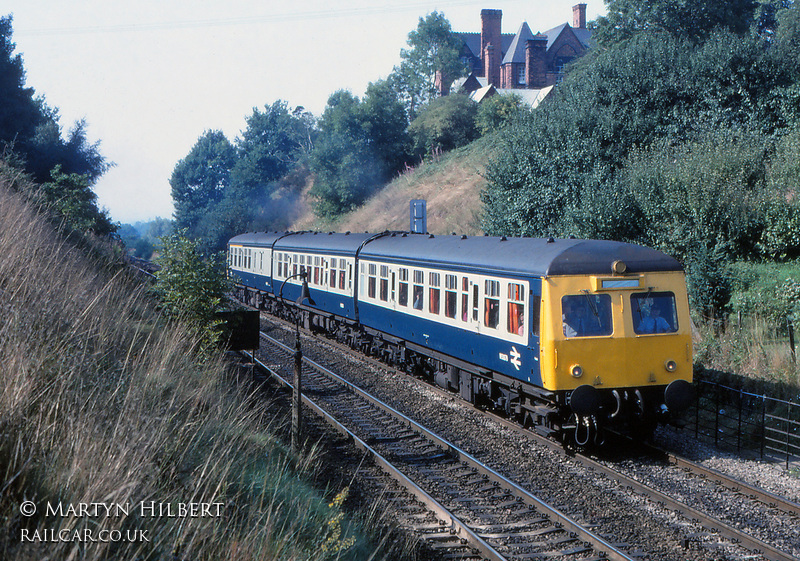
[8,0,606,224]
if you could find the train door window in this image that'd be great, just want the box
[391,271,396,302]
[330,258,338,289]
[379,265,389,302]
[484,280,500,329]
[472,284,479,321]
[531,295,541,336]
[445,274,457,318]
[507,282,525,336]
[314,257,320,285]
[631,292,678,334]
[461,278,469,322]
[561,294,613,337]
[398,268,409,307]
[413,270,424,310]
[429,272,440,315]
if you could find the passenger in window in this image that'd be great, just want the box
[484,299,499,328]
[638,306,671,333]
[413,286,423,310]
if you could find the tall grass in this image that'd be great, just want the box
[0,175,394,560]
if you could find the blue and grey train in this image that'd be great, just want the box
[228,230,695,445]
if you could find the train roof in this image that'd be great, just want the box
[228,231,683,277]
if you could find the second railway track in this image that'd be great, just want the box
[253,315,800,561]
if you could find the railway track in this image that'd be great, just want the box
[254,315,800,561]
[253,330,637,561]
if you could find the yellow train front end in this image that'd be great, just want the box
[539,268,695,442]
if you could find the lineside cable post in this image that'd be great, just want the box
[278,271,315,454]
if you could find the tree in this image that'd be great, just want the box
[475,93,527,135]
[36,165,115,235]
[230,100,312,196]
[390,11,468,117]
[309,85,410,217]
[153,230,230,353]
[408,94,478,159]
[1,15,109,184]
[593,0,759,47]
[170,130,236,240]
[0,15,40,153]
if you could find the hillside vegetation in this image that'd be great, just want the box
[0,166,394,560]
[292,134,498,235]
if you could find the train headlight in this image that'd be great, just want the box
[571,365,583,378]
[664,360,678,372]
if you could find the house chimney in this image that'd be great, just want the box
[525,35,548,88]
[484,44,500,88]
[573,4,587,29]
[480,9,502,83]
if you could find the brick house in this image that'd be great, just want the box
[451,4,591,95]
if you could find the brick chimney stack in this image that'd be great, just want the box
[573,3,587,29]
[480,9,502,85]
[525,35,548,88]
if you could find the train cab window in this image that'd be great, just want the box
[429,272,440,314]
[484,280,500,329]
[631,292,678,334]
[561,294,612,337]
[398,268,409,306]
[507,283,525,336]
[445,275,457,319]
[380,265,389,302]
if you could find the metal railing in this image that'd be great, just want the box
[689,379,799,469]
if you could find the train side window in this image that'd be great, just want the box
[330,258,337,289]
[445,274,457,319]
[367,263,377,299]
[341,268,347,290]
[631,292,678,334]
[472,284,479,321]
[507,283,525,336]
[429,272,440,315]
[562,294,612,337]
[398,268,409,306]
[380,265,389,302]
[484,280,500,329]
[412,270,424,310]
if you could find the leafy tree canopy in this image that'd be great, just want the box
[389,11,468,117]
[593,0,759,46]
[309,84,410,217]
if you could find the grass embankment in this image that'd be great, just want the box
[0,169,396,560]
[292,134,500,235]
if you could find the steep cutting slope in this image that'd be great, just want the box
[292,134,499,235]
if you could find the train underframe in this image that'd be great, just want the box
[238,285,686,448]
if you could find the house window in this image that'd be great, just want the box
[517,65,526,85]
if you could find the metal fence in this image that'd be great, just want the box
[688,379,800,469]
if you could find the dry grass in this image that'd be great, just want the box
[0,168,402,560]
[291,136,498,235]
[694,316,800,387]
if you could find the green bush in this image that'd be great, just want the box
[408,94,478,159]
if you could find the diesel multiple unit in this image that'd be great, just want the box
[229,230,695,446]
